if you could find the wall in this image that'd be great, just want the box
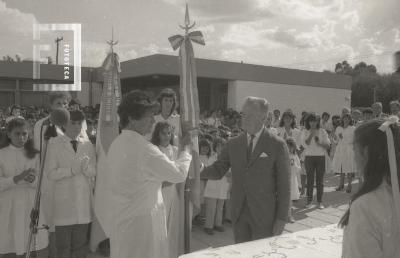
[228,80,351,119]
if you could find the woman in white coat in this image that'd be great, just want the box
[107,90,192,258]
[333,113,356,193]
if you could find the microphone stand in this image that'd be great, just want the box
[25,127,51,258]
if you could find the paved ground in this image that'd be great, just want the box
[88,173,357,257]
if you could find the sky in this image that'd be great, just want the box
[1,0,399,73]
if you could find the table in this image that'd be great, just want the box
[180,224,343,258]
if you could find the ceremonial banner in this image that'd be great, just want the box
[89,50,121,252]
[169,4,205,253]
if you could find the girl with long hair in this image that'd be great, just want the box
[0,118,48,258]
[301,113,330,209]
[340,118,400,257]
[151,122,181,258]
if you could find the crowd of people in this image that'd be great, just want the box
[0,88,399,258]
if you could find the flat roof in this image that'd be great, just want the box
[121,54,352,90]
[0,61,101,82]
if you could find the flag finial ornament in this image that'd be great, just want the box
[107,26,118,53]
[179,3,196,34]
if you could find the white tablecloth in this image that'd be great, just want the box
[181,224,343,258]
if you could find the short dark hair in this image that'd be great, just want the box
[9,105,21,116]
[69,110,85,122]
[118,90,159,128]
[304,112,320,130]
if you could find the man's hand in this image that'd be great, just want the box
[272,219,286,236]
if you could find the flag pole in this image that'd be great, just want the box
[169,4,205,254]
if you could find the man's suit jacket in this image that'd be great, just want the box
[201,129,291,230]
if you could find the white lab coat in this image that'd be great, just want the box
[45,135,96,226]
[33,116,64,232]
[0,145,48,255]
[108,130,191,258]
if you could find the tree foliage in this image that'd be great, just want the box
[334,60,400,113]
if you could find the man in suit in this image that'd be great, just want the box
[201,96,291,243]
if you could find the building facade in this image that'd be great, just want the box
[0,54,352,118]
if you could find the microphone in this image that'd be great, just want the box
[49,108,70,127]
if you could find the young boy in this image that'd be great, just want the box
[46,110,96,258]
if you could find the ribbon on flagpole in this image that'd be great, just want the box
[168,4,205,254]
[378,116,400,227]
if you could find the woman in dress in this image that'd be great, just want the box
[340,118,400,257]
[0,118,48,258]
[333,113,356,193]
[277,110,302,147]
[203,137,230,235]
[108,90,192,258]
[151,122,180,258]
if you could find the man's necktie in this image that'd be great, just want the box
[71,140,78,153]
[247,134,255,163]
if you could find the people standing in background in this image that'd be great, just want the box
[207,110,222,128]
[69,99,89,142]
[321,112,332,134]
[277,110,302,147]
[46,110,96,258]
[362,108,374,121]
[351,109,363,126]
[389,100,400,116]
[0,119,48,258]
[5,105,24,124]
[371,102,385,118]
[286,138,301,223]
[340,119,400,258]
[301,113,330,209]
[342,107,351,117]
[150,88,180,146]
[272,109,281,128]
[299,111,308,129]
[333,113,356,193]
[264,111,278,135]
[197,139,213,226]
[33,91,70,258]
[203,137,230,235]
[151,122,181,258]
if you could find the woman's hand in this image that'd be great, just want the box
[13,168,34,184]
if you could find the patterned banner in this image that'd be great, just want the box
[89,51,121,252]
